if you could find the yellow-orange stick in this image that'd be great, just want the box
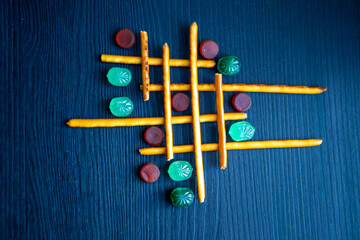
[101,54,216,68]
[190,22,205,203]
[140,31,150,101]
[163,44,174,160]
[139,139,323,155]
[215,74,227,169]
[66,112,247,128]
[142,83,327,94]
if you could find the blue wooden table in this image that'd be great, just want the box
[1,0,359,239]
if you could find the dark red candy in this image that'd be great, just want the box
[199,40,219,59]
[140,163,160,183]
[115,29,136,49]
[144,126,164,146]
[171,93,190,112]
[232,93,252,112]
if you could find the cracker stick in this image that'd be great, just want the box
[143,83,327,94]
[215,74,227,169]
[66,113,247,128]
[189,22,205,203]
[140,31,150,101]
[139,139,323,155]
[101,54,216,68]
[163,44,174,160]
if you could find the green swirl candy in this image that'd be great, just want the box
[217,56,241,76]
[228,121,255,141]
[170,187,194,207]
[109,97,134,117]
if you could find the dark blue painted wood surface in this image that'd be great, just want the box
[1,0,359,239]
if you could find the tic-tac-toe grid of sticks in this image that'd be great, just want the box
[68,22,326,203]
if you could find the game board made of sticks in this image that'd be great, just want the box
[67,23,326,203]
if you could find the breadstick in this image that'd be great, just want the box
[66,113,247,128]
[215,74,227,169]
[189,22,205,203]
[139,139,323,155]
[162,44,174,160]
[140,32,150,101]
[101,54,216,68]
[143,83,327,94]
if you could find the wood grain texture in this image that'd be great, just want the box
[1,0,360,239]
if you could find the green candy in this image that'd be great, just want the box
[109,97,134,117]
[228,121,255,141]
[170,187,194,208]
[168,161,193,181]
[217,56,241,75]
[107,67,132,86]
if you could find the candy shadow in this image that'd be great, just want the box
[165,189,173,205]
[111,30,119,47]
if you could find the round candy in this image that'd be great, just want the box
[107,67,132,86]
[232,93,251,112]
[199,40,219,59]
[170,187,194,207]
[171,93,190,112]
[140,163,160,183]
[144,126,164,146]
[228,121,255,142]
[168,161,193,181]
[115,29,136,49]
[109,97,134,117]
[217,56,241,75]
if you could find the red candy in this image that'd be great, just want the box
[232,93,252,112]
[144,126,164,146]
[199,40,219,59]
[115,29,136,49]
[140,163,160,183]
[171,93,190,112]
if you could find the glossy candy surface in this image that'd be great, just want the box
[217,56,241,75]
[232,93,251,112]
[171,93,190,112]
[199,40,219,59]
[167,161,193,181]
[228,121,255,141]
[170,187,194,207]
[109,97,134,117]
[140,163,160,183]
[107,67,132,86]
[144,126,164,146]
[116,29,136,49]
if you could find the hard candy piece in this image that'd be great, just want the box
[109,97,134,117]
[170,187,194,207]
[228,121,255,141]
[107,67,132,87]
[171,93,190,112]
[144,126,164,146]
[116,29,136,49]
[167,161,193,181]
[217,56,241,75]
[140,163,160,183]
[232,93,251,112]
[199,40,219,59]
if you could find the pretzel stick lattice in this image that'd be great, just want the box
[139,139,323,155]
[162,43,174,160]
[215,74,227,169]
[190,22,205,203]
[141,31,150,101]
[141,83,327,94]
[101,55,216,68]
[67,112,247,128]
